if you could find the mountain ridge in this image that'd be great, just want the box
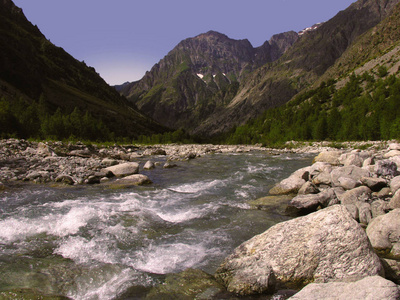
[120,0,400,138]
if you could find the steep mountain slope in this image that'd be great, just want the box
[195,0,400,136]
[121,30,298,130]
[122,0,400,137]
[227,2,400,144]
[0,0,164,139]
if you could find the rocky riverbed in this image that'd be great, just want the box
[1,139,400,299]
[0,139,272,188]
[215,141,400,299]
[0,139,388,188]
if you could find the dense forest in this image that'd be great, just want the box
[226,68,400,145]
[0,94,191,143]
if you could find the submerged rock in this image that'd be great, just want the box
[289,276,400,300]
[146,268,226,299]
[0,289,71,300]
[215,205,383,296]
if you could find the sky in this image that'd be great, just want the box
[14,0,355,85]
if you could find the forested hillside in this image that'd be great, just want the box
[0,0,165,141]
[226,69,400,145]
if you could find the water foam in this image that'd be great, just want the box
[169,179,226,194]
[130,242,209,274]
[0,206,97,243]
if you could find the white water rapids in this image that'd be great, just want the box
[0,152,313,299]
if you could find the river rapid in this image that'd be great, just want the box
[0,151,313,299]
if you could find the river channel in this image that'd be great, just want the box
[0,151,313,299]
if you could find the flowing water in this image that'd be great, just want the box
[0,152,313,299]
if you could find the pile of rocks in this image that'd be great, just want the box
[214,142,400,298]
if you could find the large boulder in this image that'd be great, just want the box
[215,206,383,295]
[103,162,139,177]
[366,209,400,259]
[289,276,400,300]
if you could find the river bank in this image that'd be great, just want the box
[0,138,389,188]
[1,139,399,299]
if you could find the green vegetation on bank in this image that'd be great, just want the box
[226,70,400,145]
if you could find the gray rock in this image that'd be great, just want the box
[101,158,118,167]
[389,190,400,209]
[373,187,392,199]
[215,206,383,295]
[384,150,400,159]
[358,202,372,226]
[55,175,75,185]
[298,181,319,195]
[289,276,400,300]
[361,177,387,192]
[336,176,361,190]
[269,167,310,195]
[286,189,336,216]
[145,268,226,299]
[68,149,91,157]
[163,161,177,169]
[107,174,152,188]
[312,170,332,186]
[390,176,400,193]
[344,204,359,221]
[389,143,400,151]
[382,258,400,285]
[286,194,322,216]
[375,160,399,178]
[37,142,56,157]
[367,209,400,259]
[313,151,342,165]
[339,152,364,167]
[371,200,390,218]
[339,186,372,205]
[104,162,139,177]
[331,166,370,188]
[143,160,155,170]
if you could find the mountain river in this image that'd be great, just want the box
[0,151,313,299]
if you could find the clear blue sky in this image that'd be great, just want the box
[14,0,355,85]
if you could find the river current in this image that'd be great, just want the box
[0,152,313,299]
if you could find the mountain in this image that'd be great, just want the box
[121,0,400,137]
[120,30,298,131]
[0,0,165,139]
[227,1,400,144]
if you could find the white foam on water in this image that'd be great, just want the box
[68,268,151,300]
[130,242,210,274]
[169,179,226,194]
[0,206,97,243]
[55,236,120,265]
